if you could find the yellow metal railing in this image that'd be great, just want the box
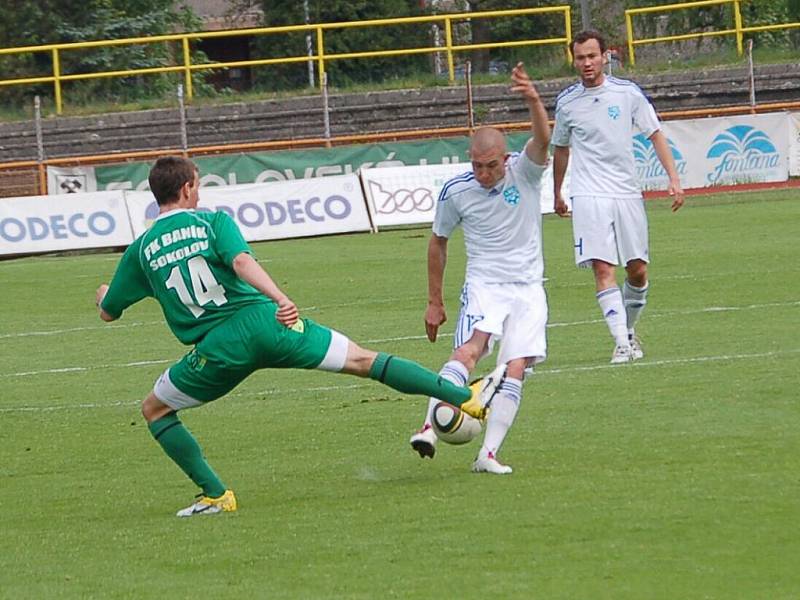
[626,0,800,65]
[0,6,572,115]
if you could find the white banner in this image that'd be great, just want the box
[361,163,466,229]
[361,159,560,230]
[0,191,133,256]
[125,174,372,241]
[641,112,789,191]
[46,166,98,195]
[790,112,800,177]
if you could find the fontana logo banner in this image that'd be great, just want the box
[705,125,781,184]
[633,134,687,190]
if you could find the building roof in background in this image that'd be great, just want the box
[182,0,263,31]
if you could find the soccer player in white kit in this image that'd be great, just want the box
[409,62,550,474]
[552,30,685,364]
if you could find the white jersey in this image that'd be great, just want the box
[552,76,660,199]
[433,149,546,284]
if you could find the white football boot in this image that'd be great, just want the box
[409,423,438,459]
[629,335,644,361]
[176,489,237,517]
[610,344,633,364]
[471,451,513,475]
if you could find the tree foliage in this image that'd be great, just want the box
[623,0,799,54]
[0,0,202,107]
[460,0,570,74]
[253,0,430,90]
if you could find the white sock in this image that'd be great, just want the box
[424,360,469,427]
[596,287,629,347]
[480,377,522,458]
[623,279,648,336]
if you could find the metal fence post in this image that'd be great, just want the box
[565,7,573,63]
[177,84,189,156]
[52,48,63,115]
[734,0,744,56]
[34,96,47,194]
[626,12,636,66]
[322,72,331,147]
[466,60,474,130]
[747,39,756,113]
[316,27,326,91]
[445,16,455,84]
[182,37,193,101]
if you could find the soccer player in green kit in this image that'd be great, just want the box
[96,156,499,517]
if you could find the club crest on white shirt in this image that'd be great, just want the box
[608,105,621,120]
[503,185,521,206]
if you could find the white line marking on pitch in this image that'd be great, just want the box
[0,358,173,378]
[1,349,797,413]
[3,299,794,341]
[0,321,161,339]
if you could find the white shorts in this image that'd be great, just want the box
[571,195,649,268]
[454,280,548,366]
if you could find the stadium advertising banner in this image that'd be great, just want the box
[362,159,562,229]
[45,134,532,195]
[95,138,478,192]
[125,175,371,242]
[0,191,133,256]
[790,112,800,177]
[655,112,789,190]
[361,163,469,229]
[43,113,790,199]
[47,165,100,194]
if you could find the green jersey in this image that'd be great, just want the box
[102,209,270,345]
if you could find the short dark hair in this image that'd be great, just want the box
[571,30,606,55]
[148,156,197,205]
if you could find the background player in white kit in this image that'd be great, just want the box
[409,62,550,474]
[552,30,685,364]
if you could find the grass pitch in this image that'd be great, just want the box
[1,189,798,599]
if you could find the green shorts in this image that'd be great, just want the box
[166,303,333,403]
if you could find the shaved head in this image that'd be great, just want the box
[470,127,507,156]
[469,127,508,189]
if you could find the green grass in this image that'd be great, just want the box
[1,188,799,598]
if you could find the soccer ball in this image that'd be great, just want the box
[431,401,482,445]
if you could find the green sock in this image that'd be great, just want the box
[148,413,226,498]
[368,353,471,405]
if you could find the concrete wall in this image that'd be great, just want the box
[1,62,798,163]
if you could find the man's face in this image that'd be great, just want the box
[573,38,606,87]
[471,146,506,189]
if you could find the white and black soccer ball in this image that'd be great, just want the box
[431,401,482,445]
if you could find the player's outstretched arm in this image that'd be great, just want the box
[649,130,685,212]
[510,62,550,165]
[425,235,448,343]
[232,252,299,327]
[553,145,570,217]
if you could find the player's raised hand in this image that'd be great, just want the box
[510,62,540,101]
[425,302,447,343]
[275,296,299,327]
